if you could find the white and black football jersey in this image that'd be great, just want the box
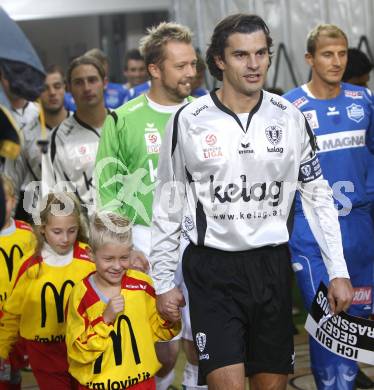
[42,113,103,214]
[150,90,349,294]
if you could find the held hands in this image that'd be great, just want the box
[328,277,354,315]
[103,295,125,324]
[156,287,186,323]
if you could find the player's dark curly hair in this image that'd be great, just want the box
[206,13,273,81]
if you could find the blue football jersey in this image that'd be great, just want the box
[105,82,128,109]
[64,82,128,111]
[284,82,374,212]
[128,81,151,101]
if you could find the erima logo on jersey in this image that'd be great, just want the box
[238,142,254,155]
[317,130,365,152]
[327,107,340,116]
[210,175,283,206]
[346,103,364,123]
[192,105,208,117]
[270,97,287,110]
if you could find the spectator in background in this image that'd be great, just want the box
[191,52,209,97]
[123,48,148,90]
[3,64,71,222]
[64,48,128,110]
[343,47,373,87]
[39,65,71,129]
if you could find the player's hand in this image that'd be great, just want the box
[103,295,125,324]
[327,278,353,315]
[157,287,186,323]
[129,250,150,273]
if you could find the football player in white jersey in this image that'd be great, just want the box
[42,56,107,215]
[151,14,353,390]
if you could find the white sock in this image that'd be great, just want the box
[155,369,175,390]
[182,362,207,389]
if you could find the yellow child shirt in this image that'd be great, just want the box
[0,219,36,307]
[0,241,96,358]
[66,269,181,389]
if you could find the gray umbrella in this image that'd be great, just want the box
[0,7,45,102]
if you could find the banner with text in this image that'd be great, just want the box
[305,282,374,364]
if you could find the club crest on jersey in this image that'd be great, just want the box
[196,332,206,352]
[183,215,194,232]
[265,125,282,145]
[265,125,284,153]
[300,165,312,177]
[144,124,161,154]
[346,103,364,123]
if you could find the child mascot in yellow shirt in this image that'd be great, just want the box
[0,174,36,389]
[66,212,181,390]
[0,192,95,389]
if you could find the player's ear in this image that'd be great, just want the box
[148,63,161,80]
[214,55,225,71]
[305,52,314,67]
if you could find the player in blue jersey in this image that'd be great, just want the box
[284,25,374,390]
[122,48,148,92]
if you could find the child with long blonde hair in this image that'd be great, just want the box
[0,192,95,390]
[0,174,36,390]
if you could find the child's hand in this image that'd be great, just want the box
[129,250,150,273]
[103,295,124,324]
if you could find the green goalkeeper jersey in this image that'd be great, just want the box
[95,94,192,226]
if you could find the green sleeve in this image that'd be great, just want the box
[95,113,126,212]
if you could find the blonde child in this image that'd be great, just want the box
[0,173,36,390]
[66,212,181,390]
[0,192,96,389]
